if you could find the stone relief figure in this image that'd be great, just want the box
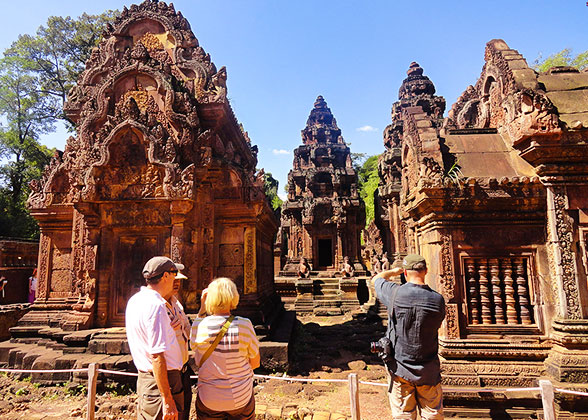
[298,257,312,279]
[341,256,355,278]
[381,253,391,271]
[371,255,382,274]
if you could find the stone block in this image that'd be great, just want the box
[312,411,331,420]
[265,407,282,419]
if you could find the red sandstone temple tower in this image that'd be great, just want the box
[376,41,588,415]
[280,96,365,275]
[275,96,365,315]
[15,0,278,335]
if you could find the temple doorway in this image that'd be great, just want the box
[317,238,333,268]
[106,228,167,326]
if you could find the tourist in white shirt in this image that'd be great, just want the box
[126,256,185,420]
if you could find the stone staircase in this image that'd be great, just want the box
[312,277,344,316]
[276,274,365,316]
[0,327,136,385]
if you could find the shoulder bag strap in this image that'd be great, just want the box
[388,285,401,338]
[199,315,235,368]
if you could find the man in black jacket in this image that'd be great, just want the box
[372,254,446,420]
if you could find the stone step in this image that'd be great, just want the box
[313,294,342,300]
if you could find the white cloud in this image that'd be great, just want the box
[278,192,287,201]
[272,149,290,155]
[356,125,378,132]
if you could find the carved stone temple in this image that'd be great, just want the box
[275,96,366,315]
[0,0,283,375]
[374,40,588,416]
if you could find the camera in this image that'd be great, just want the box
[370,336,394,364]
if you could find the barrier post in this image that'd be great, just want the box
[539,379,556,420]
[348,373,360,420]
[87,363,98,420]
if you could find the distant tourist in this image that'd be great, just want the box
[0,276,7,299]
[190,277,260,420]
[372,254,446,420]
[126,256,186,420]
[28,269,38,303]
[163,271,192,420]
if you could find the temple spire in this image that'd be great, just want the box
[301,95,343,145]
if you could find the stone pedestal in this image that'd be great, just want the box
[339,277,359,311]
[294,278,314,313]
[545,319,588,384]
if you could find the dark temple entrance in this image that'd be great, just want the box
[317,238,333,268]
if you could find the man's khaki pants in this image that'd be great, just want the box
[388,374,443,420]
[137,370,185,420]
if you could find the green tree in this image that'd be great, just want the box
[7,11,118,126]
[263,171,283,211]
[356,154,380,226]
[0,55,55,238]
[533,48,588,72]
[0,10,118,238]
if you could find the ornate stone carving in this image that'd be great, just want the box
[22,0,278,330]
[549,185,582,319]
[280,96,365,274]
[438,233,455,301]
[244,227,256,294]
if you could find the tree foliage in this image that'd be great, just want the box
[0,55,55,238]
[263,171,283,211]
[6,11,118,127]
[0,11,117,238]
[356,154,380,226]
[533,48,588,72]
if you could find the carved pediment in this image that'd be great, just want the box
[446,39,561,145]
[30,0,261,210]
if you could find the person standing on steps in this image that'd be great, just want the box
[372,254,446,420]
[190,277,260,420]
[126,256,186,420]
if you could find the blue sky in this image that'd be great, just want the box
[1,0,586,198]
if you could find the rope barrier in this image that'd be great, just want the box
[358,380,388,387]
[0,367,87,374]
[254,374,347,383]
[97,369,138,377]
[555,388,588,397]
[1,366,587,397]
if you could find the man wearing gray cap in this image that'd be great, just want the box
[126,256,186,420]
[372,254,446,420]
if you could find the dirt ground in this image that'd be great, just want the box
[0,313,392,420]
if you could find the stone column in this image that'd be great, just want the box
[544,183,588,384]
[545,185,584,320]
[244,226,257,295]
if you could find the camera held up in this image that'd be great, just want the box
[370,336,394,364]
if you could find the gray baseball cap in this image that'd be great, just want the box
[142,256,185,279]
[402,254,427,270]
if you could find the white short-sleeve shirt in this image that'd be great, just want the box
[125,286,183,372]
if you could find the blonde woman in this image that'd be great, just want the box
[190,278,260,420]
